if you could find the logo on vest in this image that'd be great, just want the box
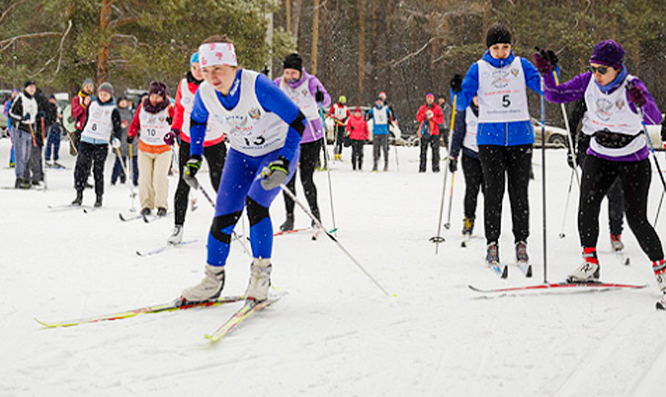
[511,68,519,77]
[490,70,511,89]
[615,99,625,110]
[248,107,261,120]
[222,114,251,136]
[594,98,614,122]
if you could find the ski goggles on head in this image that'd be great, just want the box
[588,65,610,75]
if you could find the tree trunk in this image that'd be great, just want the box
[358,0,365,96]
[292,0,303,46]
[285,0,291,35]
[311,0,320,74]
[97,0,113,83]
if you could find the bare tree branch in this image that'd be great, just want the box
[0,31,63,52]
[390,36,446,67]
[0,0,28,27]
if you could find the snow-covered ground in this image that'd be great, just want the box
[2,137,666,397]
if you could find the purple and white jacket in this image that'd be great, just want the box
[274,69,331,144]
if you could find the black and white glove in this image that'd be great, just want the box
[260,156,290,190]
[185,155,202,178]
[315,89,325,103]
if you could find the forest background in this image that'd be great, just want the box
[1,0,665,134]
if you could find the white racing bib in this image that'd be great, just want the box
[373,106,388,125]
[463,107,479,153]
[199,70,288,156]
[139,106,170,146]
[279,77,320,121]
[81,101,115,141]
[584,75,646,157]
[178,78,225,143]
[333,104,348,121]
[477,57,530,123]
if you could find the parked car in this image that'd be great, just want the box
[532,118,569,148]
[323,105,403,144]
[0,89,12,134]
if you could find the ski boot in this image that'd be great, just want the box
[140,207,151,216]
[72,191,83,206]
[180,264,225,303]
[94,195,103,208]
[245,258,272,302]
[653,260,666,310]
[486,242,500,265]
[515,241,529,264]
[280,214,294,232]
[462,217,474,236]
[167,225,184,245]
[610,234,624,251]
[567,248,600,283]
[157,207,167,217]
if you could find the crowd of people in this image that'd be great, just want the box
[3,22,666,306]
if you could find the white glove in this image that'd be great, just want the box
[111,137,121,149]
[426,110,433,119]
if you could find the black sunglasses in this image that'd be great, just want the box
[588,65,609,75]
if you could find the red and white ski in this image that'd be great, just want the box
[469,281,646,294]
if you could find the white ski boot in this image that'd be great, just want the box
[567,248,600,283]
[245,258,272,302]
[653,259,666,292]
[167,225,184,245]
[180,264,225,303]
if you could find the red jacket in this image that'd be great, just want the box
[346,115,369,141]
[416,103,444,137]
[71,90,90,131]
[329,103,350,126]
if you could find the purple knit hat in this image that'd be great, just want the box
[148,81,167,100]
[590,39,625,68]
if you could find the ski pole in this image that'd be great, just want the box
[115,146,137,212]
[637,107,666,225]
[552,68,580,187]
[280,182,392,297]
[317,103,338,234]
[444,173,455,229]
[558,167,575,238]
[540,77,548,284]
[40,119,48,190]
[430,93,457,251]
[183,174,251,258]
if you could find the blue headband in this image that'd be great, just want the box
[190,52,199,66]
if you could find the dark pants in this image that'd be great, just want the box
[372,134,389,170]
[351,140,364,170]
[579,155,663,261]
[112,155,139,185]
[419,134,441,172]
[334,125,345,155]
[74,141,108,196]
[174,139,227,226]
[24,144,44,182]
[478,144,532,244]
[462,153,484,220]
[283,139,321,217]
[45,124,61,161]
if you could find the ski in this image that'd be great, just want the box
[35,295,244,328]
[274,227,312,236]
[205,294,284,342]
[469,281,647,294]
[656,298,666,310]
[488,262,508,279]
[142,212,171,223]
[616,251,631,266]
[119,212,142,222]
[517,262,533,278]
[461,234,472,248]
[136,239,198,257]
[48,204,93,212]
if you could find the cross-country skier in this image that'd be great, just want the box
[274,53,331,232]
[72,82,122,207]
[535,39,665,297]
[127,81,175,217]
[330,95,350,160]
[179,36,305,304]
[454,23,542,268]
[165,52,227,245]
[416,93,444,173]
[449,94,483,236]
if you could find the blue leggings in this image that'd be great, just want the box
[208,147,299,267]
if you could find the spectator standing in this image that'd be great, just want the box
[346,106,369,171]
[367,97,393,172]
[9,81,38,189]
[416,93,444,173]
[111,96,139,186]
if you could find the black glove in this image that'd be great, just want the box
[566,150,575,169]
[185,155,202,178]
[450,74,463,93]
[448,157,457,173]
[126,135,134,144]
[661,117,666,143]
[261,156,290,190]
[315,89,325,103]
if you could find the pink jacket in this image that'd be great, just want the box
[346,115,369,141]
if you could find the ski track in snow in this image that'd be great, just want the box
[3,138,666,396]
